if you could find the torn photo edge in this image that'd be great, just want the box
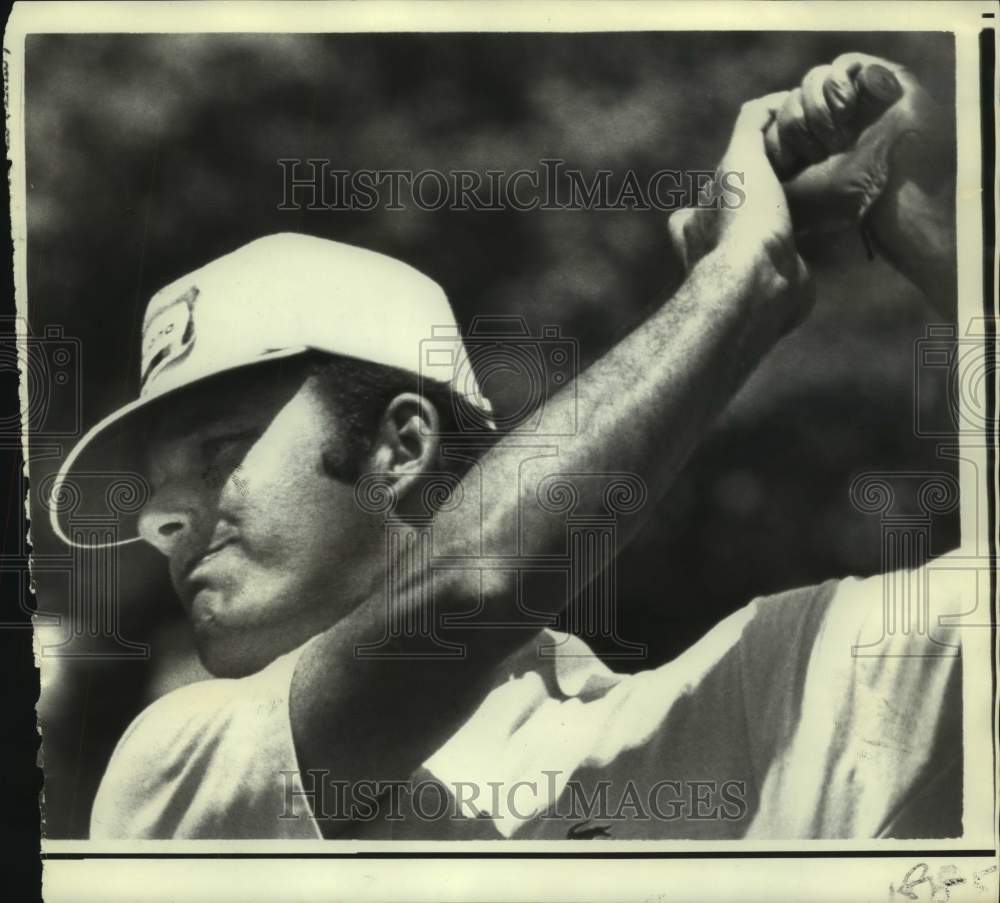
[3,2,996,901]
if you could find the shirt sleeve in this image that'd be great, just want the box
[90,639,322,840]
[742,563,965,839]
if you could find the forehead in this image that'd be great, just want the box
[147,359,312,444]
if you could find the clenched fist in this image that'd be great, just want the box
[772,52,955,312]
[775,52,953,236]
[669,93,814,336]
[671,52,955,320]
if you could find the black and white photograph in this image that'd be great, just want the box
[3,1,997,900]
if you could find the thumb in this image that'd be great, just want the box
[735,91,791,133]
[721,91,789,179]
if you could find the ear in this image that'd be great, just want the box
[367,392,441,496]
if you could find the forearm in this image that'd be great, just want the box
[867,178,956,319]
[436,244,789,611]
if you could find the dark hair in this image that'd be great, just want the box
[302,350,496,482]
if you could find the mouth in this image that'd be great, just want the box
[181,538,237,607]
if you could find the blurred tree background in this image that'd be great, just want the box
[23,32,958,837]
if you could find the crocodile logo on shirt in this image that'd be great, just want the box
[566,819,613,839]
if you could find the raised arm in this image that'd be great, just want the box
[290,95,813,822]
[290,54,957,839]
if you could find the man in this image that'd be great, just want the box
[51,53,964,839]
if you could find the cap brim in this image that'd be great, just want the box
[48,347,310,549]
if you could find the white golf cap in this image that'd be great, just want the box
[49,232,494,548]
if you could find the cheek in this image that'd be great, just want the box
[218,396,364,561]
[228,393,328,499]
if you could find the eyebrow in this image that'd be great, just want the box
[148,401,254,446]
[142,407,262,486]
[146,361,306,445]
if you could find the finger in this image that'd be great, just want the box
[821,64,860,148]
[827,52,905,132]
[783,154,861,235]
[800,64,845,153]
[667,208,693,271]
[831,51,900,80]
[727,91,789,171]
[734,91,789,134]
[774,87,829,166]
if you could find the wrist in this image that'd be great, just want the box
[698,240,811,338]
[867,178,956,317]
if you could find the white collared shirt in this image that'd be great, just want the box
[90,565,965,840]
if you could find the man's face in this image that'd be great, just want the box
[137,363,382,677]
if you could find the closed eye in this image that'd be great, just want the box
[200,430,259,466]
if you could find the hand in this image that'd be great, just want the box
[777,52,953,236]
[669,93,814,334]
[774,52,955,312]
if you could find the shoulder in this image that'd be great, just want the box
[97,672,264,783]
[90,640,319,839]
[89,677,236,838]
[742,566,965,837]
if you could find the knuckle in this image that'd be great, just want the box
[776,90,806,133]
[738,93,782,126]
[802,81,838,138]
[823,73,857,122]
[832,51,869,74]
[803,65,831,92]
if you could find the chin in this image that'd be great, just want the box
[192,615,317,679]
[193,629,274,679]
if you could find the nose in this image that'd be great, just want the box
[137,484,197,557]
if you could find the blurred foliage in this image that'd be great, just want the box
[25,32,958,837]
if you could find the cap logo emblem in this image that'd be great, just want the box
[140,286,199,391]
